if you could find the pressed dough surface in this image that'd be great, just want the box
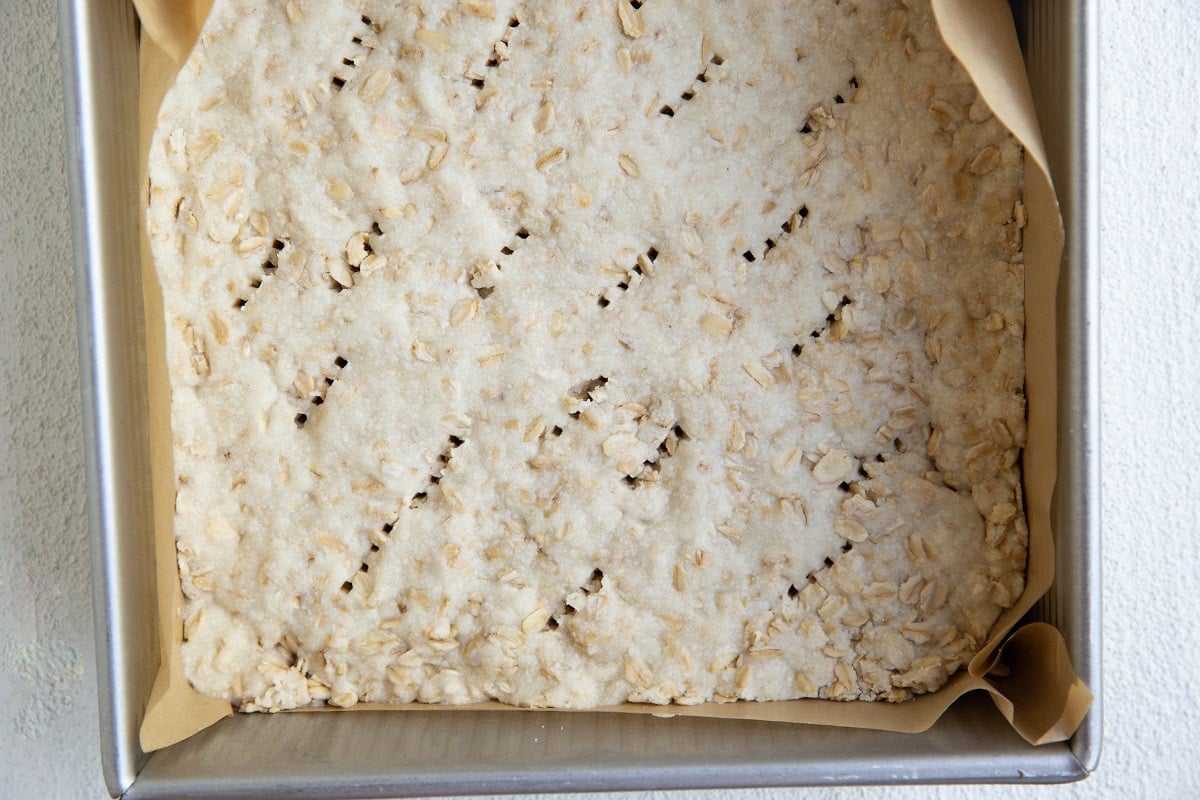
[147,0,1027,711]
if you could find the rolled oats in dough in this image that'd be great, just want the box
[148,0,1028,711]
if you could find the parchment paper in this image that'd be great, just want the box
[135,0,1091,752]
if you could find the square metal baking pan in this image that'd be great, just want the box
[60,1,1100,796]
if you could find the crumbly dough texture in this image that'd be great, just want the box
[148,0,1028,711]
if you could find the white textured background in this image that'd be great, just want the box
[1,0,1195,797]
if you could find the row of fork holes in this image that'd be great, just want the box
[659,54,725,117]
[546,569,605,630]
[786,557,837,600]
[783,447,904,599]
[332,222,383,293]
[294,356,348,428]
[477,227,529,299]
[598,247,658,307]
[624,423,688,488]
[743,206,808,263]
[340,435,465,595]
[348,568,609,623]
[331,16,376,92]
[799,76,859,133]
[235,239,286,309]
[470,16,521,89]
[790,293,850,356]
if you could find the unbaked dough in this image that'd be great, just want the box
[147,0,1028,711]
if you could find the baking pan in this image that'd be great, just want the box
[60,1,1099,796]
